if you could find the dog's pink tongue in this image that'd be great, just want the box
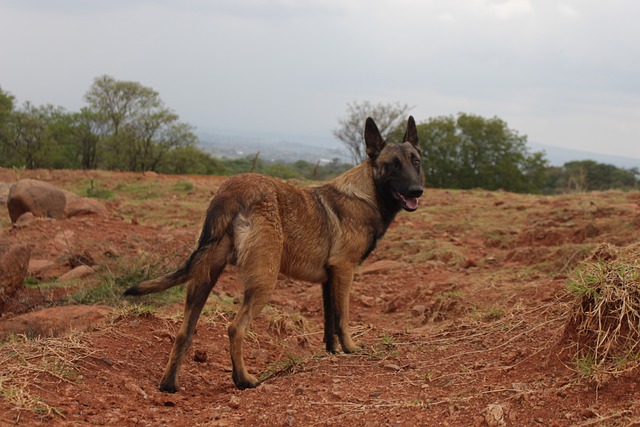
[403,196,419,210]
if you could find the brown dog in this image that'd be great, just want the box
[124,116,424,392]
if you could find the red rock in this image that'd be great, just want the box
[7,179,66,223]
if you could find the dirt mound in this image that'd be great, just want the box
[0,305,110,340]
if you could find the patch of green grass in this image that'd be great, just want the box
[65,259,180,306]
[115,183,162,199]
[434,290,463,302]
[575,354,598,378]
[380,334,396,347]
[174,181,194,192]
[482,305,505,321]
[259,350,303,381]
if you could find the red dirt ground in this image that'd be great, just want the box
[1,168,640,426]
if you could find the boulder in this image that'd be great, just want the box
[0,241,31,300]
[58,265,96,282]
[0,305,110,340]
[66,197,108,218]
[7,179,66,223]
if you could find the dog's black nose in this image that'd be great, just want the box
[408,185,423,198]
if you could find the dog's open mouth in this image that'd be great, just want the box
[393,191,419,212]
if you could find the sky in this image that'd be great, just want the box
[0,0,639,161]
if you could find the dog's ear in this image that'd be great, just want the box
[403,116,419,150]
[364,117,385,161]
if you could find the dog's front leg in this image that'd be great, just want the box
[330,265,358,353]
[321,276,339,353]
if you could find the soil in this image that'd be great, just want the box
[1,168,640,426]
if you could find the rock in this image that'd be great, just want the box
[7,179,67,223]
[63,190,107,217]
[411,305,426,317]
[58,265,95,282]
[228,395,240,410]
[68,251,95,268]
[14,212,36,228]
[361,260,405,275]
[0,241,31,300]
[463,258,478,268]
[383,363,401,371]
[483,403,506,427]
[194,349,208,363]
[0,305,109,340]
[28,259,57,277]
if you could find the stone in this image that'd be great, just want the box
[14,212,36,228]
[7,179,67,223]
[28,259,57,277]
[0,241,31,300]
[63,190,107,217]
[58,265,95,282]
[483,403,506,427]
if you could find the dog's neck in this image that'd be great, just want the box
[326,160,401,232]
[327,161,377,207]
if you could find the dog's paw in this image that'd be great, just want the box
[233,373,261,390]
[159,382,179,393]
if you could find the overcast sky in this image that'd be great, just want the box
[0,0,638,160]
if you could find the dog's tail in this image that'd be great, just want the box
[123,197,237,297]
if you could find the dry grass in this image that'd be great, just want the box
[0,332,97,417]
[564,243,640,382]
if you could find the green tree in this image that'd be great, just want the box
[69,108,102,170]
[334,101,412,164]
[1,102,61,169]
[417,113,548,193]
[553,160,639,192]
[156,146,227,175]
[0,87,15,148]
[84,75,196,171]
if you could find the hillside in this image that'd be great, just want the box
[1,168,640,426]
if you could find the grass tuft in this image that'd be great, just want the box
[564,242,640,382]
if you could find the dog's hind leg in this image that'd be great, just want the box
[228,218,282,389]
[159,237,230,393]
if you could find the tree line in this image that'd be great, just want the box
[335,101,639,194]
[1,80,638,193]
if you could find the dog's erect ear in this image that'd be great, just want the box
[364,117,385,161]
[402,116,419,150]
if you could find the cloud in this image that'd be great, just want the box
[487,0,533,19]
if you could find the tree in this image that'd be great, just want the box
[0,86,14,139]
[334,101,412,164]
[156,146,227,175]
[1,102,60,169]
[84,75,196,171]
[69,108,102,170]
[547,160,640,193]
[418,113,548,193]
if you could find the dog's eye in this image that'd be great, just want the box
[413,158,420,167]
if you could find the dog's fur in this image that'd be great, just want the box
[124,116,424,392]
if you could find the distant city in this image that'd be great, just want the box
[197,130,640,169]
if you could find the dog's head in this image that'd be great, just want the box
[365,116,424,212]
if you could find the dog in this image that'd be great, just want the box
[124,116,424,392]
